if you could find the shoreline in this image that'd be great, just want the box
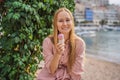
[86,53,120,65]
[82,55,120,80]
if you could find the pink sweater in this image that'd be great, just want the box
[37,37,85,80]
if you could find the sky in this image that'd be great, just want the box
[109,0,120,5]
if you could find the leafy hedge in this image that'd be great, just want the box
[0,0,75,80]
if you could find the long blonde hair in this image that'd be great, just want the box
[52,7,76,72]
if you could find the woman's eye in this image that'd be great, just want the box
[58,20,63,22]
[66,19,70,22]
[58,19,70,22]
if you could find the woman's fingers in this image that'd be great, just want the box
[57,43,65,53]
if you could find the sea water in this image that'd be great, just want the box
[82,30,120,64]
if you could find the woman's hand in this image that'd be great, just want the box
[56,43,65,55]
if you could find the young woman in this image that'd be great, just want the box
[37,7,85,80]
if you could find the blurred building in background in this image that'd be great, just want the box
[74,0,120,26]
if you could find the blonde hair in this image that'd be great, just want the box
[52,7,76,72]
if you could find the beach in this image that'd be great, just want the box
[35,55,120,80]
[82,55,120,80]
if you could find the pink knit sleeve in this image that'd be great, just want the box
[42,37,53,73]
[70,38,85,80]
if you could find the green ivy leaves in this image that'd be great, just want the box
[0,0,75,80]
[13,13,20,20]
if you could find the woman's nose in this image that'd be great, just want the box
[63,21,67,25]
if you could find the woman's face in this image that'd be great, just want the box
[57,11,73,34]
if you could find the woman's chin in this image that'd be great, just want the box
[61,30,71,34]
